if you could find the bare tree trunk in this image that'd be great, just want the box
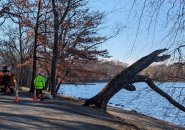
[84,49,176,110]
[18,20,23,86]
[30,0,41,92]
[50,0,59,96]
[56,70,69,94]
[50,0,71,96]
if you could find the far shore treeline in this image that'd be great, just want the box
[64,60,185,83]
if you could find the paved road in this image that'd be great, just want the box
[0,92,128,130]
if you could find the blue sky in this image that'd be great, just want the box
[0,0,174,64]
[89,0,170,64]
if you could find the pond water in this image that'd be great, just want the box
[59,82,185,126]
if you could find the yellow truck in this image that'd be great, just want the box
[0,66,16,94]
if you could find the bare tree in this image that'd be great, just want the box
[30,0,42,92]
[49,0,111,96]
[0,0,35,85]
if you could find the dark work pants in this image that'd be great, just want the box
[5,83,10,94]
[36,89,43,99]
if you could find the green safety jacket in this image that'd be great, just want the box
[34,75,45,89]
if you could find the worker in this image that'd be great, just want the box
[34,73,46,100]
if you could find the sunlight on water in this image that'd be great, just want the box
[59,82,185,126]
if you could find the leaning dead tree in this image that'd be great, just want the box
[84,49,185,112]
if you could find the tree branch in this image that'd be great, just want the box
[119,48,170,78]
[130,75,185,112]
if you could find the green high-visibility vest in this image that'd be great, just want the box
[34,75,45,89]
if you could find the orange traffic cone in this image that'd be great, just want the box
[15,88,19,102]
[33,90,37,103]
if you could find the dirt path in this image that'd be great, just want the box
[0,90,184,130]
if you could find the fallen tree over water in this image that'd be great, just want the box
[84,49,185,112]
